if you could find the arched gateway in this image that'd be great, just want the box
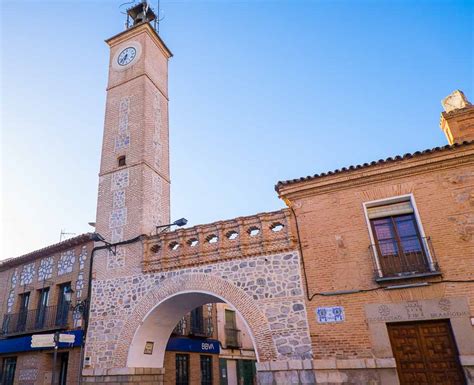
[120,273,276,368]
[83,211,314,384]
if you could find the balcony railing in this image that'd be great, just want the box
[369,236,440,281]
[225,327,241,348]
[172,314,213,338]
[1,305,70,337]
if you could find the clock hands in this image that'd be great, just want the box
[119,53,128,65]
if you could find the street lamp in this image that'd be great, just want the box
[64,287,89,315]
[64,287,74,303]
[155,218,188,234]
[90,232,117,255]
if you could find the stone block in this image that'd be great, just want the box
[108,367,135,375]
[375,358,396,368]
[255,362,270,371]
[302,360,313,370]
[93,368,107,376]
[82,369,94,377]
[336,358,366,369]
[274,370,299,384]
[299,370,316,384]
[365,358,377,368]
[313,359,337,369]
[288,360,303,370]
[257,371,274,385]
[459,355,474,366]
[327,370,348,383]
[313,370,329,383]
[270,360,289,371]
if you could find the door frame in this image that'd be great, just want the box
[365,298,473,383]
[387,319,467,384]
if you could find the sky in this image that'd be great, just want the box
[1,0,472,259]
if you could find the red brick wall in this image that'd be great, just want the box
[163,351,219,385]
[280,147,474,359]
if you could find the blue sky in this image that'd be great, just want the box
[1,0,472,259]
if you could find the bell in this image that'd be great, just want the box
[133,2,148,25]
[134,11,145,25]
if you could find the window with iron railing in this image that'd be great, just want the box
[56,283,71,327]
[366,198,440,281]
[36,288,50,330]
[172,306,213,338]
[224,310,241,348]
[190,307,205,336]
[1,305,69,336]
[17,293,30,333]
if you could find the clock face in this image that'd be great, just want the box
[117,47,137,66]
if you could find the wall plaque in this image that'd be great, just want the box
[316,306,345,323]
[144,341,154,355]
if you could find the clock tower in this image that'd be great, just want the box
[95,2,172,267]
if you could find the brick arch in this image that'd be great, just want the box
[113,273,277,367]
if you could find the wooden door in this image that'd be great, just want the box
[387,320,466,385]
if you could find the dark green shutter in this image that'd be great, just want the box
[219,358,228,385]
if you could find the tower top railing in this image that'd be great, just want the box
[124,1,160,32]
[143,209,297,272]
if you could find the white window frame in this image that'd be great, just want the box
[362,193,436,278]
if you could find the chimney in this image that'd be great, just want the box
[440,90,474,145]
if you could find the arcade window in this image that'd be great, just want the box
[364,195,438,280]
[17,292,30,332]
[176,354,189,385]
[190,306,204,336]
[224,310,241,348]
[1,357,17,385]
[200,355,213,385]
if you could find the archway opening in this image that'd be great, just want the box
[127,291,259,385]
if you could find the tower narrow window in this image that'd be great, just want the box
[118,155,126,167]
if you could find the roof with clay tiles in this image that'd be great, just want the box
[0,233,93,271]
[275,140,474,192]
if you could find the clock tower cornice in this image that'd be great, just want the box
[106,22,173,59]
[105,72,170,102]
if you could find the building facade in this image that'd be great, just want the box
[83,4,473,385]
[0,243,257,385]
[0,235,93,385]
[275,92,474,384]
[163,304,257,385]
[2,2,473,385]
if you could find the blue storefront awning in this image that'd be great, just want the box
[0,330,84,355]
[166,337,220,354]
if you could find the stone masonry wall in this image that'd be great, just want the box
[85,251,312,369]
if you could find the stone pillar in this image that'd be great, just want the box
[440,90,474,145]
